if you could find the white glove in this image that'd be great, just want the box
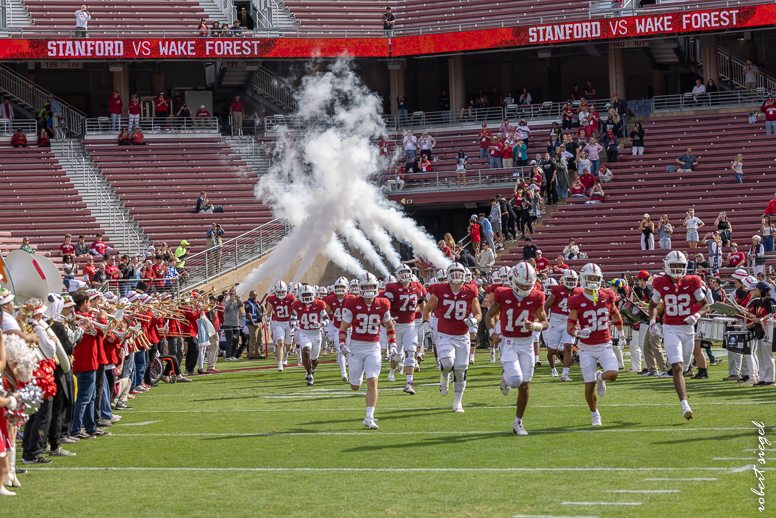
[684,312,700,325]
[575,328,591,339]
[648,319,662,336]
[7,395,17,412]
[463,316,478,327]
[339,342,350,355]
[389,344,398,357]
[617,335,626,348]
[423,321,433,338]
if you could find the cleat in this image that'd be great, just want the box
[341,375,349,383]
[500,373,510,396]
[398,366,404,376]
[387,372,396,382]
[362,418,379,429]
[439,373,449,396]
[513,422,528,436]
[403,383,416,395]
[536,361,542,367]
[452,404,465,413]
[307,377,315,386]
[596,371,607,398]
[305,374,312,381]
[560,375,573,382]
[469,358,475,365]
[592,414,603,426]
[551,368,559,377]
[490,350,496,363]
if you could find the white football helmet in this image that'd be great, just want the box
[447,263,466,285]
[273,281,288,299]
[562,269,579,290]
[664,250,688,279]
[579,263,604,291]
[300,285,316,304]
[358,272,379,299]
[509,262,537,298]
[436,268,448,282]
[411,274,419,283]
[464,268,473,283]
[396,264,413,283]
[429,277,438,286]
[349,278,360,296]
[543,277,558,295]
[316,286,328,299]
[498,266,511,283]
[334,276,349,296]
[491,270,500,284]
[327,285,335,295]
[385,275,397,284]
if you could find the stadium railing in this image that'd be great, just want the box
[381,166,528,193]
[85,117,219,135]
[0,119,37,136]
[650,89,773,113]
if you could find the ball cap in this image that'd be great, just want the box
[0,288,14,306]
[180,240,190,246]
[636,270,650,279]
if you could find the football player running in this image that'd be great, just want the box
[485,262,548,436]
[291,285,329,386]
[339,273,396,429]
[383,265,425,394]
[422,263,482,413]
[544,270,582,381]
[567,263,625,426]
[648,251,709,420]
[483,267,509,363]
[266,281,297,372]
[325,277,352,382]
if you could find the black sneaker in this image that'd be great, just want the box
[72,431,94,440]
[638,368,649,375]
[95,420,113,427]
[738,376,750,383]
[59,436,78,444]
[692,370,709,380]
[91,429,112,437]
[22,456,53,465]
[116,401,132,410]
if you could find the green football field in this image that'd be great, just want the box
[5,348,773,518]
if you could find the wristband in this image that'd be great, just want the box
[488,328,495,337]
[649,319,656,325]
[531,322,543,333]
[388,337,397,346]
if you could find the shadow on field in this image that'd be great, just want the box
[650,431,752,445]
[339,432,505,452]
[300,408,451,426]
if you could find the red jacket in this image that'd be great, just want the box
[154,97,169,113]
[183,310,199,338]
[72,311,104,373]
[109,95,123,115]
[11,133,26,146]
[764,199,776,215]
[761,104,776,121]
[128,98,141,115]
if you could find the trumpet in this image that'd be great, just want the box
[126,311,152,323]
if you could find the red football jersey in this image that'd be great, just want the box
[267,294,296,322]
[384,281,424,324]
[567,289,616,345]
[549,285,583,317]
[433,283,478,335]
[485,283,503,296]
[291,299,328,331]
[493,286,546,338]
[414,286,428,320]
[325,293,353,329]
[650,275,705,326]
[342,297,392,343]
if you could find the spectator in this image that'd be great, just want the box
[488,136,503,169]
[577,119,593,141]
[231,20,243,37]
[19,236,33,253]
[597,164,613,183]
[128,93,141,130]
[549,122,561,140]
[749,235,766,277]
[561,102,574,130]
[540,152,558,207]
[489,85,501,108]
[104,255,120,292]
[37,127,50,148]
[91,262,107,288]
[704,232,724,276]
[418,131,436,160]
[196,191,214,213]
[229,95,245,135]
[498,118,513,136]
[154,92,170,119]
[588,106,600,136]
[604,131,619,162]
[74,234,90,256]
[551,255,569,274]
[195,104,211,128]
[744,59,759,94]
[62,255,77,289]
[175,240,190,269]
[690,79,706,102]
[534,250,549,274]
[477,123,492,159]
[570,177,586,198]
[402,129,418,163]
[37,102,54,139]
[585,136,603,172]
[476,213,495,251]
[586,183,605,204]
[502,91,515,111]
[706,79,719,103]
[476,242,495,274]
[762,96,776,135]
[11,128,27,148]
[396,89,407,126]
[564,238,579,260]
[47,94,63,138]
[676,147,697,172]
[764,192,776,216]
[684,208,704,249]
[555,150,570,199]
[74,5,91,38]
[547,134,560,155]
[382,6,395,37]
[761,216,776,253]
[657,214,674,249]
[579,168,596,195]
[0,96,14,121]
[519,190,533,236]
[82,255,96,282]
[418,155,432,172]
[176,103,192,121]
[489,197,504,250]
[727,243,746,267]
[715,211,733,246]
[518,88,532,106]
[639,214,655,250]
[522,236,538,261]
[131,127,146,145]
[207,223,225,271]
[516,119,531,145]
[455,149,468,188]
[197,18,209,37]
[118,127,131,145]
[210,21,222,37]
[468,218,481,255]
[437,240,453,261]
[405,155,419,174]
[383,164,404,192]
[569,83,581,101]
[90,234,110,256]
[220,22,232,37]
[630,122,645,155]
[584,79,596,100]
[109,90,123,131]
[460,97,475,121]
[60,233,76,259]
[513,137,527,166]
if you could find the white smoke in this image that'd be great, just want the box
[237,59,450,296]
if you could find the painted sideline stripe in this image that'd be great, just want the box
[744,449,776,452]
[713,457,774,461]
[561,502,641,506]
[117,421,160,427]
[514,515,599,518]
[605,490,680,493]
[644,478,717,481]
[23,467,752,473]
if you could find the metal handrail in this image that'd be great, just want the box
[84,116,219,134]
[252,68,297,112]
[382,166,527,194]
[0,119,36,136]
[0,64,86,135]
[183,218,289,287]
[220,0,236,26]
[651,89,772,113]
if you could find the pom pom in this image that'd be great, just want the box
[4,333,37,382]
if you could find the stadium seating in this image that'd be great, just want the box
[83,137,273,254]
[498,111,774,274]
[0,146,111,265]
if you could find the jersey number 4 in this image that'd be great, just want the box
[663,294,692,316]
[354,313,381,335]
[442,299,468,320]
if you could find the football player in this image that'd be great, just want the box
[648,251,709,420]
[325,277,351,382]
[483,267,509,363]
[339,273,396,429]
[291,285,329,386]
[543,270,582,380]
[485,262,548,435]
[266,281,296,372]
[422,263,482,413]
[383,265,425,394]
[567,263,625,426]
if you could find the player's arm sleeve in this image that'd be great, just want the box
[693,288,706,302]
[382,310,392,324]
[341,308,353,324]
[383,291,394,301]
[651,291,662,304]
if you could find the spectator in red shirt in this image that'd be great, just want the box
[37,127,50,147]
[104,255,120,291]
[726,243,746,267]
[195,104,211,128]
[437,240,453,261]
[488,136,503,169]
[82,256,96,283]
[570,178,586,198]
[118,127,131,145]
[378,137,392,157]
[229,95,245,135]
[579,168,596,195]
[11,128,27,147]
[154,92,169,119]
[109,89,123,131]
[90,234,109,256]
[550,255,569,275]
[60,233,76,258]
[562,102,574,130]
[128,93,140,130]
[764,192,776,216]
[478,123,492,159]
[534,250,549,274]
[419,155,432,172]
[197,18,209,37]
[569,83,581,101]
[761,96,776,135]
[468,217,482,255]
[131,127,146,145]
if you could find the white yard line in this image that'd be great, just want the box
[605,490,680,493]
[643,478,718,481]
[24,467,749,473]
[514,515,599,518]
[561,502,642,506]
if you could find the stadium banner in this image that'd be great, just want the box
[0,37,390,60]
[392,5,772,56]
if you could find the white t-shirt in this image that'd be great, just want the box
[686,217,701,230]
[691,85,706,95]
[75,10,91,28]
[1,313,21,333]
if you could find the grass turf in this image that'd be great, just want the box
[4,348,773,517]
